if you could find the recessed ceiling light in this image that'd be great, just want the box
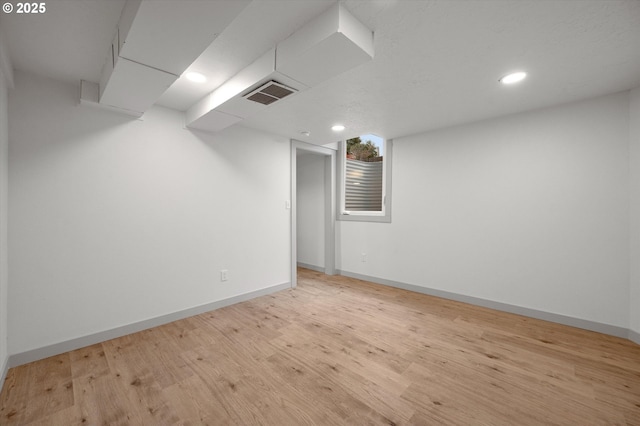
[185,72,207,83]
[499,71,527,85]
[300,131,311,137]
[332,124,346,132]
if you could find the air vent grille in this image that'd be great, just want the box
[243,80,297,105]
[247,92,278,105]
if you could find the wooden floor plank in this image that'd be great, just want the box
[69,343,110,381]
[3,354,75,425]
[0,363,34,424]
[1,268,639,425]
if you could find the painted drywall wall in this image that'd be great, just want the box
[0,55,9,375]
[8,71,291,356]
[340,92,631,329]
[296,153,325,269]
[630,86,640,338]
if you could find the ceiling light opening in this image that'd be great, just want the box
[185,72,207,83]
[332,124,346,132]
[500,71,527,85]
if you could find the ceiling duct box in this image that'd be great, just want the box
[186,3,373,134]
[186,49,307,131]
[97,0,249,116]
[186,48,277,131]
[276,3,374,87]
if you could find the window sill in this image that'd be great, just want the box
[338,212,391,223]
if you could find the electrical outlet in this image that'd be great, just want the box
[220,269,228,281]
[361,253,367,262]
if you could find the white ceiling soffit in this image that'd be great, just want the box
[87,0,251,116]
[185,2,374,133]
[185,48,308,132]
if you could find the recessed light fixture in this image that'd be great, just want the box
[300,131,311,137]
[499,71,527,85]
[332,124,346,132]
[185,72,207,83]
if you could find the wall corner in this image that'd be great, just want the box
[629,86,640,336]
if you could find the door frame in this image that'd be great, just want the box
[290,139,336,288]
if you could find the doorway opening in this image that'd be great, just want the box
[290,140,336,287]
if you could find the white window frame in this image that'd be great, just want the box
[337,138,393,223]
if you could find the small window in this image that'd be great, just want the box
[338,134,392,223]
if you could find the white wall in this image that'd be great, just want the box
[630,87,640,339]
[340,92,631,329]
[296,153,325,269]
[0,47,10,374]
[8,71,291,356]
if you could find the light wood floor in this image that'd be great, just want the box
[1,268,639,425]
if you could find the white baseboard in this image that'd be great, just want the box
[8,282,291,368]
[297,262,325,273]
[7,272,638,371]
[0,354,7,389]
[338,270,631,340]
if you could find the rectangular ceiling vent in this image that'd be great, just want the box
[243,80,297,105]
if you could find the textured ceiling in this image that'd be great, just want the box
[2,0,640,145]
[0,0,126,84]
[242,0,640,144]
